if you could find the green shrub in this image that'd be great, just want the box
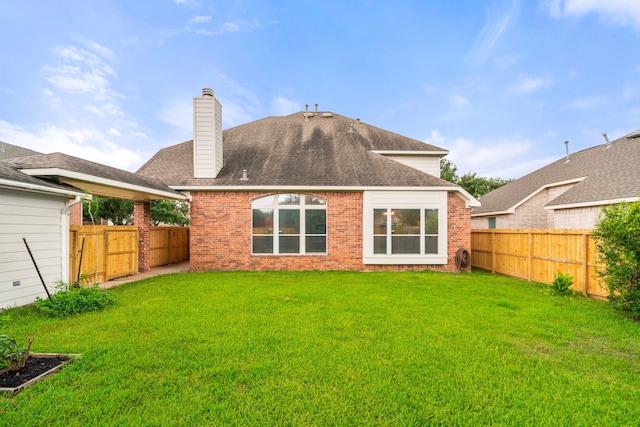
[36,282,116,318]
[0,335,32,375]
[593,201,640,320]
[550,272,574,296]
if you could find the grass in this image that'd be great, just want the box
[1,270,639,426]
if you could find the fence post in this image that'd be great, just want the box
[583,232,589,295]
[491,231,496,274]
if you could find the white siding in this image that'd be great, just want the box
[362,191,448,264]
[0,188,65,309]
[382,155,441,177]
[193,94,223,179]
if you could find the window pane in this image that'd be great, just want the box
[306,210,326,234]
[488,217,496,229]
[278,194,300,205]
[374,209,387,234]
[424,209,438,234]
[252,209,274,234]
[392,236,420,254]
[306,236,326,253]
[252,196,274,207]
[280,236,300,253]
[392,209,420,234]
[425,236,438,254]
[305,196,326,205]
[374,236,387,254]
[253,236,273,253]
[279,210,300,234]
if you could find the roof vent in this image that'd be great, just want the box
[626,130,640,139]
[349,125,354,133]
[202,88,214,97]
[603,132,612,149]
[315,103,318,113]
[564,140,570,163]
[240,169,248,181]
[322,112,333,118]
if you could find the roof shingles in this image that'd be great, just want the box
[138,112,452,188]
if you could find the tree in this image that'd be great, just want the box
[440,159,512,199]
[150,200,190,226]
[592,201,640,320]
[84,196,133,225]
[83,197,190,226]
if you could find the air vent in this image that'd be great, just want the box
[322,112,333,118]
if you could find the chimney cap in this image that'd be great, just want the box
[202,88,214,97]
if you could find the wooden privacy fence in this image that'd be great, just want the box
[69,225,189,284]
[471,229,608,299]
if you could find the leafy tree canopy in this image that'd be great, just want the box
[83,197,189,226]
[440,159,512,199]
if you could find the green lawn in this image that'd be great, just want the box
[1,270,639,426]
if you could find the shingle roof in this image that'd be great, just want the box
[137,112,453,188]
[472,131,640,215]
[0,161,82,194]
[0,141,41,161]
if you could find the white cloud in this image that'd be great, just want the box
[425,129,555,179]
[270,97,300,116]
[43,44,120,102]
[544,0,640,29]
[0,120,147,171]
[189,15,211,25]
[562,95,606,110]
[509,74,552,95]
[109,128,121,137]
[157,99,193,135]
[451,94,469,107]
[468,0,521,64]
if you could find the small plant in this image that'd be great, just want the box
[550,272,574,296]
[0,335,33,375]
[36,281,116,318]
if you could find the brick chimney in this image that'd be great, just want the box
[193,88,223,178]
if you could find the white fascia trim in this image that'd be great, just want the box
[511,178,586,211]
[21,168,188,200]
[171,184,479,206]
[472,177,586,217]
[544,196,640,211]
[471,210,512,218]
[0,178,87,199]
[372,150,449,156]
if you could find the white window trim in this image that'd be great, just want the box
[251,194,327,255]
[363,191,448,264]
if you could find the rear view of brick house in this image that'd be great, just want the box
[137,89,479,272]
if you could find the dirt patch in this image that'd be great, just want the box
[0,355,71,394]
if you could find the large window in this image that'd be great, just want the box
[252,194,327,254]
[373,208,439,255]
[363,191,447,265]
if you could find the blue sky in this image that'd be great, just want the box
[1,0,639,178]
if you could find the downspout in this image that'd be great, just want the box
[61,196,84,283]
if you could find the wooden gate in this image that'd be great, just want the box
[69,225,138,284]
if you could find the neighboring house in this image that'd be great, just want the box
[471,130,640,229]
[0,146,186,309]
[137,88,479,272]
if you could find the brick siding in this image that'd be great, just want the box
[189,191,472,272]
[134,201,151,273]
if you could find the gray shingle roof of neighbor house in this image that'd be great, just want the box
[2,152,187,201]
[472,130,640,215]
[137,111,457,189]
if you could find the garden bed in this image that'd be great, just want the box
[0,353,79,395]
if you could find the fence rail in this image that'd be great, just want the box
[471,229,608,299]
[69,225,189,284]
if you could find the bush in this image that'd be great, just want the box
[0,335,32,375]
[550,272,574,296]
[593,201,640,320]
[36,282,116,318]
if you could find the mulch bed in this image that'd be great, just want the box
[0,355,69,389]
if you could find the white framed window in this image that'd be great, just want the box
[363,191,447,264]
[252,194,327,255]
